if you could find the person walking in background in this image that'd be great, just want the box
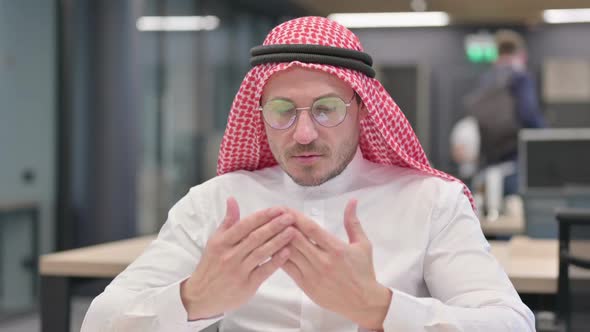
[464,29,546,196]
[460,30,546,219]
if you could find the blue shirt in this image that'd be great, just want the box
[509,70,545,129]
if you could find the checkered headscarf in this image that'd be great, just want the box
[217,16,475,211]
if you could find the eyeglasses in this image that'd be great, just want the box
[258,94,356,130]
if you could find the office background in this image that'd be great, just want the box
[1,0,590,330]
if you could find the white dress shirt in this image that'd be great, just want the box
[81,150,535,331]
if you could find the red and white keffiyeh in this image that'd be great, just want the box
[217,16,475,211]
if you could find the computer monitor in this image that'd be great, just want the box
[519,128,590,192]
[519,128,590,238]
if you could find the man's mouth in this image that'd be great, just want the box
[294,154,321,158]
[291,154,322,164]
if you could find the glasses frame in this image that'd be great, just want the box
[258,93,357,130]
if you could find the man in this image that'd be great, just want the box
[463,29,545,196]
[461,30,546,219]
[82,17,534,331]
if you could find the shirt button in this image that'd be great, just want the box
[310,207,320,216]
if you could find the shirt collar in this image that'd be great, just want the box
[281,147,365,199]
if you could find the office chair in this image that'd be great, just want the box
[555,208,590,332]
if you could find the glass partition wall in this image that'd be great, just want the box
[137,0,296,233]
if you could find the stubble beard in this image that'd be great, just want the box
[277,137,359,187]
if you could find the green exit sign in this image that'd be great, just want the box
[465,32,498,63]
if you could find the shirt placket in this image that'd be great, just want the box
[300,199,325,331]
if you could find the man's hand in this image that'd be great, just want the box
[181,197,295,320]
[281,199,392,330]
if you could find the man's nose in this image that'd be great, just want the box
[292,111,318,145]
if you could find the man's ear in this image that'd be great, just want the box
[354,93,368,120]
[359,102,368,120]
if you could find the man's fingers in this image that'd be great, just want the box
[290,209,339,250]
[233,213,294,261]
[281,261,304,286]
[290,230,324,268]
[249,248,290,286]
[286,244,316,276]
[242,226,295,271]
[219,197,240,231]
[224,207,285,245]
[344,199,367,244]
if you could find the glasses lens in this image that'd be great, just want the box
[262,99,296,129]
[311,97,347,127]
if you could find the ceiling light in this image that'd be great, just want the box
[327,12,449,28]
[543,8,590,24]
[136,16,220,31]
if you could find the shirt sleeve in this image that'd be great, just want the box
[81,189,223,332]
[381,182,535,331]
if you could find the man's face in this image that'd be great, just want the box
[261,67,364,186]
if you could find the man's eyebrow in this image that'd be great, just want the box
[266,96,295,103]
[265,92,345,104]
[314,92,343,100]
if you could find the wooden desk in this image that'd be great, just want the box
[41,236,558,286]
[480,195,526,237]
[39,236,154,332]
[40,236,155,278]
[481,214,525,237]
[491,236,590,293]
[490,236,557,293]
[39,235,589,332]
